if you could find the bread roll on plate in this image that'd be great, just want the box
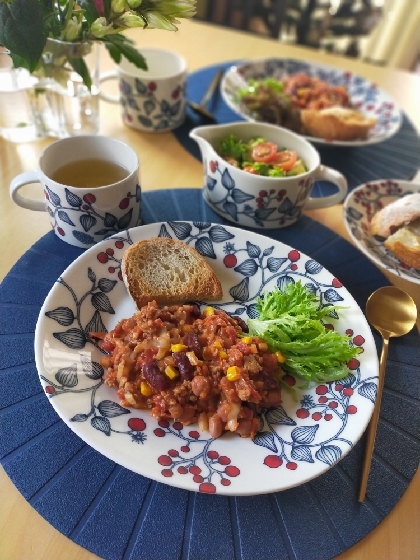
[122,237,223,308]
[384,218,420,269]
[370,193,420,238]
[301,107,376,141]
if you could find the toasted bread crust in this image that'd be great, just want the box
[122,237,223,308]
[301,107,376,141]
[370,193,420,238]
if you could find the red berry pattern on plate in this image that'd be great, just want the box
[153,420,240,492]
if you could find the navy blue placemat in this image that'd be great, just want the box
[1,189,419,560]
[175,62,420,198]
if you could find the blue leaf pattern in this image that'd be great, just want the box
[305,260,323,275]
[55,364,78,387]
[208,226,235,242]
[234,259,258,277]
[246,241,261,259]
[221,168,235,190]
[46,186,61,207]
[358,382,377,403]
[195,236,216,259]
[291,425,318,444]
[72,230,95,245]
[315,445,342,465]
[324,288,344,303]
[253,432,278,453]
[65,188,82,207]
[291,445,314,463]
[91,416,111,436]
[265,406,296,426]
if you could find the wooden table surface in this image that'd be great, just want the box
[1,19,419,560]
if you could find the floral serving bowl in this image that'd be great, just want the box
[190,121,347,229]
[343,179,420,284]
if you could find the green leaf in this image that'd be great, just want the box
[69,56,92,89]
[103,0,111,19]
[0,0,47,72]
[103,34,147,71]
[104,41,122,65]
[248,281,360,383]
[77,0,99,25]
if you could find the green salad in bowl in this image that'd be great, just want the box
[216,134,307,177]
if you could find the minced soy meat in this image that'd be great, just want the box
[99,300,282,439]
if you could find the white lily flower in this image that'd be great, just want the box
[127,0,142,8]
[111,0,126,13]
[91,17,115,37]
[63,16,82,41]
[116,12,146,28]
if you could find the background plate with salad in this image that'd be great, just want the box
[221,58,402,147]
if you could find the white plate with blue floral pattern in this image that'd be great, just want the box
[35,222,378,495]
[344,179,420,284]
[221,58,402,147]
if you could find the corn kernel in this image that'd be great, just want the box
[140,381,153,396]
[213,341,222,348]
[219,351,228,359]
[275,351,286,363]
[171,343,188,353]
[165,365,179,379]
[203,306,214,316]
[226,366,241,381]
[242,336,252,344]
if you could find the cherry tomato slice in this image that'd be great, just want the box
[252,142,278,163]
[271,150,298,171]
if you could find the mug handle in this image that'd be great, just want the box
[10,170,46,212]
[99,70,119,103]
[305,166,348,209]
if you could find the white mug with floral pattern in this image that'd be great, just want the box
[100,47,187,132]
[190,122,348,229]
[10,135,141,248]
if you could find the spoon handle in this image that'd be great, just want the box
[200,68,224,107]
[358,334,389,502]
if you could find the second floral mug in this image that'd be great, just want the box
[9,135,141,248]
[99,47,187,132]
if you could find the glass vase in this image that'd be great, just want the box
[31,38,100,139]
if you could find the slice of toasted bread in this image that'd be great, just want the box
[370,193,420,238]
[384,218,420,269]
[121,237,223,308]
[301,107,376,141]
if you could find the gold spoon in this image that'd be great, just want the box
[187,68,224,122]
[358,286,417,502]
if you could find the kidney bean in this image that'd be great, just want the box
[143,360,168,391]
[232,315,249,332]
[209,413,224,438]
[258,370,280,390]
[184,332,203,358]
[191,375,210,397]
[189,304,201,318]
[173,351,193,380]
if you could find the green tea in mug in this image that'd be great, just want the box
[50,158,129,188]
